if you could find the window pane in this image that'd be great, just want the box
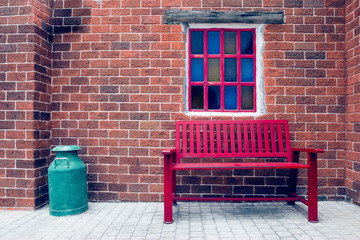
[224,58,237,82]
[208,86,220,109]
[191,31,204,54]
[191,58,204,82]
[225,86,237,110]
[241,58,254,82]
[191,86,204,109]
[241,86,254,110]
[224,31,237,54]
[208,58,220,82]
[208,31,220,54]
[241,31,253,54]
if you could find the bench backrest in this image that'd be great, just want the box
[175,120,292,163]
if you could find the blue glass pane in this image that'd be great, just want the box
[241,31,253,54]
[208,31,220,54]
[191,31,204,54]
[224,31,237,54]
[225,58,237,82]
[241,58,254,82]
[208,86,220,109]
[225,86,237,110]
[191,58,204,82]
[191,86,204,109]
[241,86,254,110]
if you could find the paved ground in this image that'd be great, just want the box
[0,201,359,240]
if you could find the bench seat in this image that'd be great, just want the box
[172,162,309,170]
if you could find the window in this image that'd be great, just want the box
[188,28,257,113]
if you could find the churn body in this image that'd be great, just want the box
[48,145,88,216]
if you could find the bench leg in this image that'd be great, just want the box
[172,171,177,206]
[308,152,318,223]
[287,151,299,205]
[287,168,298,205]
[164,155,173,224]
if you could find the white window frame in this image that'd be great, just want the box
[183,23,266,117]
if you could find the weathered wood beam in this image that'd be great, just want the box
[165,9,284,24]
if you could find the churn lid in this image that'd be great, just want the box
[52,145,81,152]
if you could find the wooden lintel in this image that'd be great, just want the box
[165,9,284,24]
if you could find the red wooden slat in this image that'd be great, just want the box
[216,124,222,153]
[203,124,208,154]
[182,123,187,154]
[243,124,249,153]
[175,197,299,202]
[277,123,284,153]
[257,123,263,153]
[196,123,201,153]
[263,123,270,153]
[230,124,235,153]
[223,124,229,154]
[176,123,181,162]
[210,123,215,153]
[283,122,292,162]
[237,124,242,153]
[250,123,256,153]
[270,122,277,153]
[189,124,194,154]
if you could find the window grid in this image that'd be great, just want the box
[188,28,256,112]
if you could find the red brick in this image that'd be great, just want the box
[6,189,25,197]
[142,0,160,7]
[0,198,16,207]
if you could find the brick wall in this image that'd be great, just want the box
[262,1,347,200]
[1,0,359,208]
[49,0,348,202]
[345,0,360,205]
[0,0,51,208]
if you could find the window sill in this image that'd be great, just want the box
[185,111,265,117]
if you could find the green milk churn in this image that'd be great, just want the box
[48,145,88,216]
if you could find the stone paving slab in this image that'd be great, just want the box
[0,201,359,239]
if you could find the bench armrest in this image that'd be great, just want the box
[291,148,324,154]
[162,148,176,155]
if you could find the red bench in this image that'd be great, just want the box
[162,120,324,223]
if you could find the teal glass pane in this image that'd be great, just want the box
[224,58,237,82]
[241,31,253,54]
[225,86,237,110]
[224,31,237,54]
[208,31,220,54]
[241,58,254,82]
[241,86,254,110]
[208,86,220,109]
[191,31,204,54]
[191,86,204,109]
[191,58,204,82]
[208,58,220,82]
